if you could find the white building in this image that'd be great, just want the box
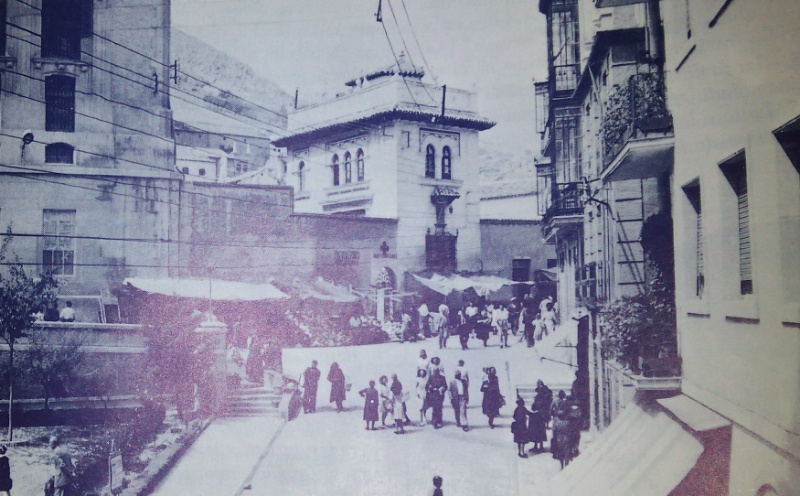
[272,61,495,284]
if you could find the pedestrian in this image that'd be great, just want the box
[565,395,583,461]
[379,375,392,427]
[512,398,530,458]
[390,374,406,434]
[427,356,445,378]
[475,309,492,347]
[358,380,379,430]
[498,304,510,348]
[508,298,521,336]
[455,360,469,390]
[534,379,553,426]
[327,362,346,412]
[456,305,470,350]
[48,436,74,496]
[438,302,449,319]
[431,312,449,349]
[448,371,469,431]
[540,302,557,338]
[550,390,567,459]
[430,475,444,496]
[301,360,321,413]
[425,368,447,429]
[417,349,430,375]
[245,335,265,384]
[480,367,503,428]
[552,410,572,469]
[418,302,431,337]
[0,445,11,496]
[527,400,548,453]
[415,369,429,425]
[58,301,75,322]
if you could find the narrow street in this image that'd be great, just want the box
[152,333,572,495]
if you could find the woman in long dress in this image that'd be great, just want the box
[358,381,379,430]
[415,369,429,425]
[480,367,503,428]
[390,374,406,434]
[327,362,346,412]
[512,398,530,458]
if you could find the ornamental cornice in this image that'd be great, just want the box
[326,134,368,152]
[419,127,461,156]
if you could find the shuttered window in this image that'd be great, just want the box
[441,146,452,180]
[45,75,76,132]
[356,149,365,182]
[331,154,340,186]
[344,152,352,184]
[721,152,752,295]
[425,144,436,178]
[42,209,76,276]
[683,183,703,297]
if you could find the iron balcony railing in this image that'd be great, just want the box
[602,72,673,167]
[542,181,583,226]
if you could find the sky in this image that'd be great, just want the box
[171,0,549,156]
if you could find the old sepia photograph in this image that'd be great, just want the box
[0,0,797,494]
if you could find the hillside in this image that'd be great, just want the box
[170,30,292,136]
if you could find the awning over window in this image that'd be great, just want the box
[411,273,532,296]
[550,398,704,496]
[124,277,289,301]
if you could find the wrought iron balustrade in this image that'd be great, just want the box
[602,72,673,167]
[543,182,583,225]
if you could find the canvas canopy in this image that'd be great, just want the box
[412,273,532,296]
[287,277,359,303]
[124,277,289,301]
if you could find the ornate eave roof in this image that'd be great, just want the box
[273,109,496,148]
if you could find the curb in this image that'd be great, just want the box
[118,417,212,496]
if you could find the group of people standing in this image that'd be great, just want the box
[510,381,582,468]
[299,360,348,414]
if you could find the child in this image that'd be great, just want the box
[430,475,444,496]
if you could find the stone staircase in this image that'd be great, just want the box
[224,380,283,417]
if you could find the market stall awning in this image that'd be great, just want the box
[550,398,704,496]
[123,277,289,301]
[411,273,532,296]
[286,277,359,303]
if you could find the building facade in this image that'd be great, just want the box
[662,0,800,492]
[272,63,495,286]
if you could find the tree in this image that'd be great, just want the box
[21,332,85,411]
[0,231,59,440]
[600,213,677,373]
[139,298,214,425]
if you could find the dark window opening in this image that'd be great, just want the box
[683,183,703,297]
[41,0,91,60]
[720,151,752,295]
[332,154,340,186]
[181,166,189,174]
[356,149,365,182]
[298,161,305,191]
[344,151,352,184]
[425,144,436,178]
[45,142,74,163]
[45,75,76,132]
[441,146,452,180]
[198,168,206,176]
[0,0,7,55]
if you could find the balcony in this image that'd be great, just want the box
[595,0,645,7]
[601,73,674,181]
[542,182,583,239]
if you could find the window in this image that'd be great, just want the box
[425,144,436,178]
[683,183,704,297]
[42,209,76,276]
[344,151,352,184]
[298,161,305,191]
[554,107,582,183]
[181,166,189,174]
[551,6,579,92]
[0,0,6,55]
[45,75,76,132]
[41,0,91,60]
[441,146,452,180]
[44,142,74,163]
[356,149,365,182]
[332,154,340,186]
[199,168,206,176]
[720,151,752,295]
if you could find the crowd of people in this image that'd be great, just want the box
[510,381,583,469]
[296,351,516,436]
[409,294,558,350]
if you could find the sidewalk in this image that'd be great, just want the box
[150,414,285,495]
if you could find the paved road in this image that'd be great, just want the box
[151,332,572,495]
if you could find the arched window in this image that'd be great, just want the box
[45,142,74,163]
[442,146,452,180]
[356,149,365,182]
[344,151,352,184]
[425,144,436,178]
[298,161,305,191]
[332,154,340,186]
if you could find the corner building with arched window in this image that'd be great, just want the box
[273,62,495,284]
